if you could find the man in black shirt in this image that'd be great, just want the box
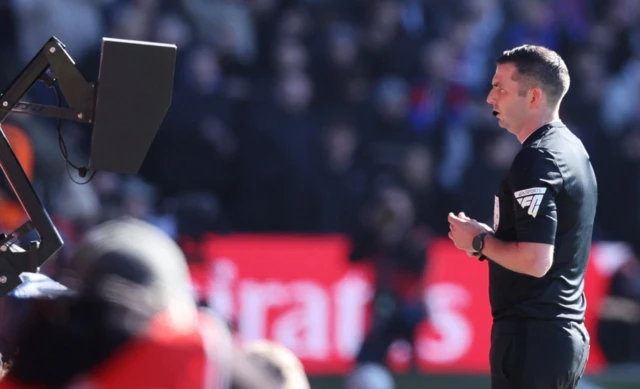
[447,45,597,388]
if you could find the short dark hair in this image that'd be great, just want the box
[496,45,570,105]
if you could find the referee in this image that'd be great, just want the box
[447,45,597,389]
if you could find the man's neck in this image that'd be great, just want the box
[516,111,560,144]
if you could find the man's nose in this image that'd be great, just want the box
[486,91,494,104]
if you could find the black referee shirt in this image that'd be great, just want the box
[490,120,598,322]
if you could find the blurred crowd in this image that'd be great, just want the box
[0,0,639,375]
[1,0,639,247]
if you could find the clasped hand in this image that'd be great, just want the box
[447,212,494,255]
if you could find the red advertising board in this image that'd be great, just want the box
[188,235,618,375]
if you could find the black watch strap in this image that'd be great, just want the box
[473,232,489,254]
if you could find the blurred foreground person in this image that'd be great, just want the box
[0,272,74,372]
[234,340,310,389]
[0,217,236,389]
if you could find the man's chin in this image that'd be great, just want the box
[496,120,516,135]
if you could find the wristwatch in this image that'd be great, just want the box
[472,232,490,261]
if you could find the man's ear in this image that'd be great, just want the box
[529,87,543,108]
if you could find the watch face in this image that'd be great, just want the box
[473,235,483,252]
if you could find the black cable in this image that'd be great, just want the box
[51,81,96,185]
[0,82,97,253]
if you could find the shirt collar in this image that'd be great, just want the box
[522,120,563,146]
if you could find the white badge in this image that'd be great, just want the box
[493,195,500,232]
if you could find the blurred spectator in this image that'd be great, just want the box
[597,249,640,364]
[317,119,367,233]
[349,185,428,374]
[182,0,256,70]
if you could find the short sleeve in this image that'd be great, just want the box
[508,148,563,245]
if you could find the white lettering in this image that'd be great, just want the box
[513,187,546,197]
[417,282,472,364]
[238,281,289,341]
[207,258,237,322]
[272,281,330,359]
[333,273,373,359]
[210,263,476,368]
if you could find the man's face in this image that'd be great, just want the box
[486,63,530,133]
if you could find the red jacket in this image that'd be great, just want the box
[0,310,231,389]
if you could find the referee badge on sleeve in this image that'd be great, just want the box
[514,187,547,218]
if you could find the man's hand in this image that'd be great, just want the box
[448,212,494,252]
[453,212,482,257]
